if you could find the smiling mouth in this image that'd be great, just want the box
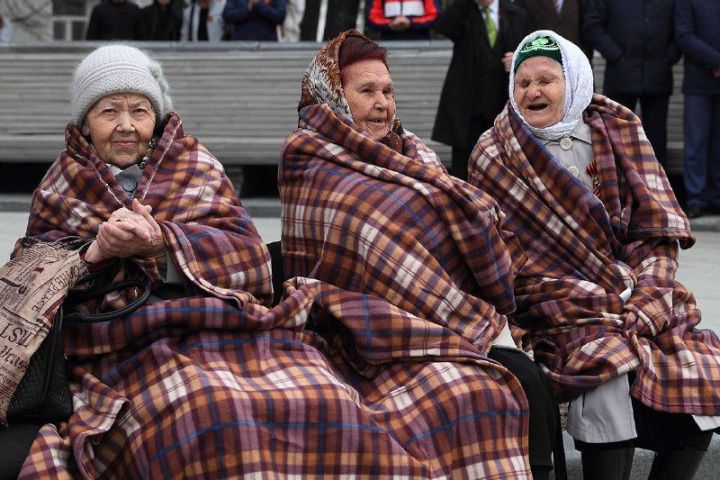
[527,103,549,112]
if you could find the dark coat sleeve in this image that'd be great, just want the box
[583,0,624,63]
[86,5,103,40]
[675,0,720,68]
[254,0,287,24]
[223,0,251,23]
[435,0,475,42]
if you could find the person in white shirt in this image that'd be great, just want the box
[0,14,14,43]
[181,0,225,41]
[280,0,304,42]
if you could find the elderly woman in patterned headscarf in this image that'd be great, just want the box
[469,30,720,480]
[280,29,564,479]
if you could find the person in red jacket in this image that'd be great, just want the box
[365,0,442,40]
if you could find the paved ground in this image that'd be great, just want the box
[1,196,718,479]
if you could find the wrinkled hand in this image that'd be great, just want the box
[389,16,411,31]
[502,52,514,73]
[90,199,164,261]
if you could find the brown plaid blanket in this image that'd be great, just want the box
[17,112,529,478]
[468,95,720,415]
[23,112,272,307]
[279,99,532,477]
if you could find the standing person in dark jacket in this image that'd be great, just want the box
[365,0,443,40]
[675,0,720,218]
[431,0,529,180]
[138,0,183,40]
[517,0,592,59]
[222,0,287,41]
[584,0,680,168]
[86,0,141,40]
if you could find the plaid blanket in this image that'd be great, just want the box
[23,112,272,308]
[468,95,720,415]
[17,112,529,478]
[279,99,532,477]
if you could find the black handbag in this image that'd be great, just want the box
[6,279,151,423]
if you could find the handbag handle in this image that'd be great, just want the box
[64,279,151,324]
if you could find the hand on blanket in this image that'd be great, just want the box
[92,199,165,260]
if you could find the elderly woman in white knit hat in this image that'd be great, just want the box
[70,45,172,265]
[469,31,720,480]
[39,43,272,277]
[9,45,277,477]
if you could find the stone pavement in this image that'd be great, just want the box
[0,195,718,479]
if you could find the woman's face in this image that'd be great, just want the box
[513,57,566,128]
[341,59,396,140]
[82,93,156,168]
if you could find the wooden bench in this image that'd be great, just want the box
[0,42,685,174]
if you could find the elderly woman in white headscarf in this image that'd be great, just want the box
[469,30,720,480]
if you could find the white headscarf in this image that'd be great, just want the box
[509,30,594,140]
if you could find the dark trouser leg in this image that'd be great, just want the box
[614,94,667,165]
[612,94,670,167]
[684,95,713,207]
[488,347,560,480]
[451,146,470,180]
[0,422,44,479]
[708,95,720,209]
[611,95,638,113]
[639,95,670,168]
[578,443,635,480]
[647,432,712,480]
[632,396,714,480]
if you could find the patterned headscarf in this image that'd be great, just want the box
[509,30,594,140]
[298,29,359,116]
[298,29,403,147]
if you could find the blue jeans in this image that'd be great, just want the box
[684,94,720,207]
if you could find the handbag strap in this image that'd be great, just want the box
[64,279,151,324]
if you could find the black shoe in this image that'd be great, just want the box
[685,205,704,219]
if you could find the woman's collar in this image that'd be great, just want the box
[540,120,592,145]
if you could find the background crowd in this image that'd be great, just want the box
[0,0,718,217]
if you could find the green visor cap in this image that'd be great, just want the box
[514,36,563,72]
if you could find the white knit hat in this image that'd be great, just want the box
[71,44,173,126]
